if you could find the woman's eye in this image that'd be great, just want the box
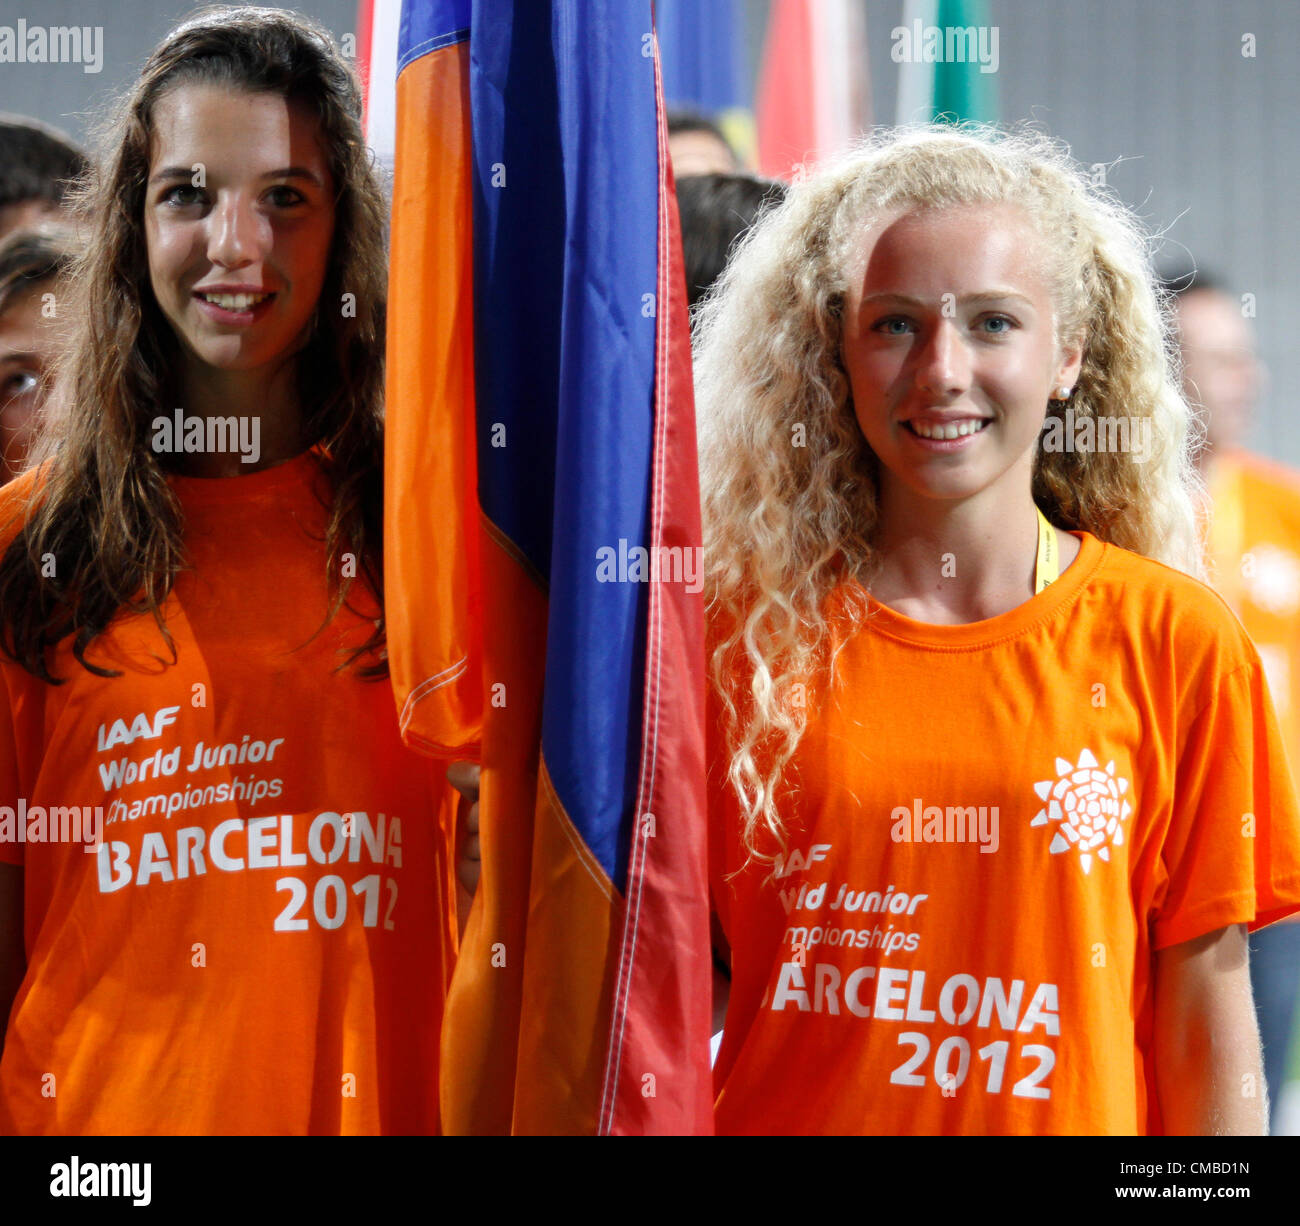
[874,317,914,336]
[162,185,204,207]
[267,186,305,208]
[980,314,1015,334]
[1,371,39,401]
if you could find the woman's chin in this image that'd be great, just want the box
[186,344,292,379]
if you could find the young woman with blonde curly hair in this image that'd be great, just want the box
[697,125,1300,1136]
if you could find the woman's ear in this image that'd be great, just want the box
[1057,332,1085,391]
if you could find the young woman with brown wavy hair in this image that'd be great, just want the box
[696,126,1300,1135]
[0,7,453,1135]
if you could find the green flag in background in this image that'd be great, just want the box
[894,0,999,126]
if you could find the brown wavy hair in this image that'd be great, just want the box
[0,5,388,683]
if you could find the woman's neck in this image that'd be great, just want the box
[866,481,1081,624]
[170,359,306,478]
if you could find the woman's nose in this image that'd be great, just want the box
[206,195,264,269]
[913,319,970,399]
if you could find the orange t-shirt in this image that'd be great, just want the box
[710,531,1300,1135]
[0,452,456,1135]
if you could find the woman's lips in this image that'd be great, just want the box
[192,290,276,325]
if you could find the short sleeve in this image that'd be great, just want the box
[1153,660,1300,949]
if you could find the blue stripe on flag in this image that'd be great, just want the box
[469,1,658,888]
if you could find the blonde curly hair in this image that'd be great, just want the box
[694,123,1204,858]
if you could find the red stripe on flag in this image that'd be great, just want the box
[356,0,375,125]
[598,28,714,1138]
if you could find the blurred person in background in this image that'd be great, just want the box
[1168,265,1300,1133]
[0,229,78,482]
[0,116,88,242]
[668,108,740,177]
[676,172,787,314]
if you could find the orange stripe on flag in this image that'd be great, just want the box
[385,43,483,758]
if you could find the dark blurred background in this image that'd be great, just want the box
[1,0,1294,460]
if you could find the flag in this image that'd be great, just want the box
[755,0,871,181]
[655,0,756,166]
[894,0,999,126]
[384,0,713,1136]
[656,0,745,115]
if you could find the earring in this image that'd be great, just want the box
[1053,385,1073,402]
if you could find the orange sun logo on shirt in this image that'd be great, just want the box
[1031,748,1132,874]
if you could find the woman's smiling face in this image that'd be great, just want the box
[144,84,335,383]
[841,202,1083,509]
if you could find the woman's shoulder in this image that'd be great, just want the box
[1087,530,1229,605]
[1083,531,1257,665]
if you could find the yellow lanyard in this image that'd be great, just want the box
[1035,507,1059,593]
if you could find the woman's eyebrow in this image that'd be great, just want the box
[260,166,325,186]
[860,290,1035,308]
[146,165,325,186]
[147,165,195,184]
